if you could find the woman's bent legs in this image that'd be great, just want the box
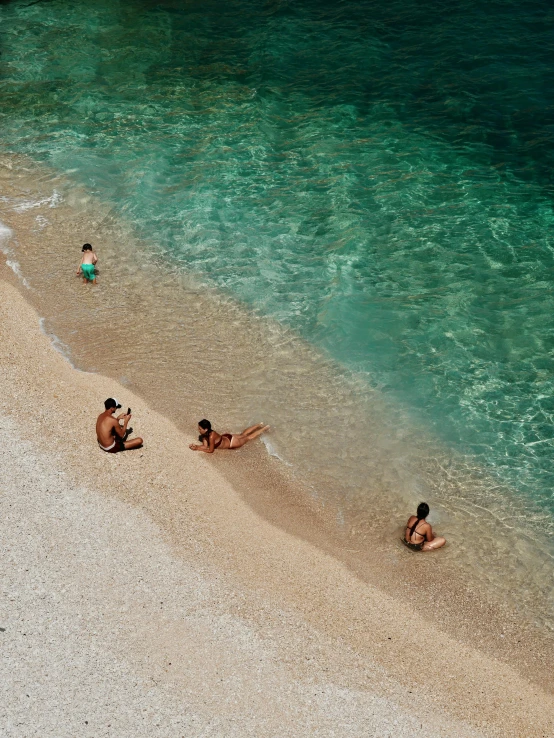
[422,536,446,551]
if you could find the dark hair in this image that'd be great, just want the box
[82,243,92,252]
[198,418,212,443]
[104,398,117,410]
[409,502,430,538]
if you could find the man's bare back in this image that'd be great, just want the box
[97,398,143,453]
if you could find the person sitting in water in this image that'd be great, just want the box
[77,243,98,284]
[189,419,269,453]
[404,502,446,552]
[96,398,143,453]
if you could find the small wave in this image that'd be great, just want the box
[261,436,292,465]
[0,220,30,288]
[0,221,12,246]
[5,259,30,289]
[35,215,49,229]
[9,191,63,213]
[38,317,77,369]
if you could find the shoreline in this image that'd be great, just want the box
[0,153,553,672]
[1,267,554,733]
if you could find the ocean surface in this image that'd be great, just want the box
[1,1,554,587]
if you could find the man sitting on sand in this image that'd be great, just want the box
[96,398,143,453]
[77,243,98,284]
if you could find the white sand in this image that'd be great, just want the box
[0,413,483,737]
[1,276,553,737]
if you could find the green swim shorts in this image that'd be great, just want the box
[81,263,95,281]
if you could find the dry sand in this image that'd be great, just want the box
[0,273,553,737]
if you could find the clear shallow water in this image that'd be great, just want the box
[3,169,554,645]
[1,0,554,519]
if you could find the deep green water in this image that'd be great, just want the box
[1,0,554,515]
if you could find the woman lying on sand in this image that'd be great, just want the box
[189,419,269,453]
[404,502,446,552]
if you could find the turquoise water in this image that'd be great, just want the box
[1,0,554,515]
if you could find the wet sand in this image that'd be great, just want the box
[1,154,553,670]
[1,268,554,735]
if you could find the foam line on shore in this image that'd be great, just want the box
[0,220,30,289]
[38,317,78,370]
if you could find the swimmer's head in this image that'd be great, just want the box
[198,418,211,441]
[417,502,430,520]
[82,243,93,252]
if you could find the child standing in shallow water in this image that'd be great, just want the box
[77,243,98,283]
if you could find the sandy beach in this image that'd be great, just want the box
[1,267,554,737]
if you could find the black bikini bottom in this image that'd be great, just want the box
[402,539,423,552]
